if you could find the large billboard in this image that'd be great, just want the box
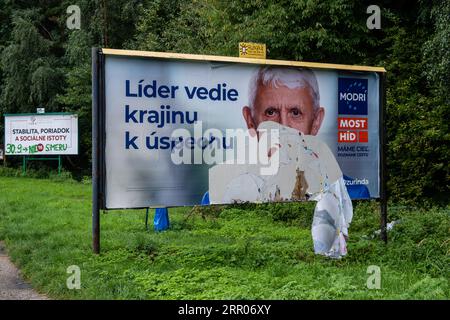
[4,113,78,155]
[98,49,384,209]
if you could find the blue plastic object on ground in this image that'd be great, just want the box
[154,207,169,231]
[201,192,210,205]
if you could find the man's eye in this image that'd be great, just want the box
[265,108,278,117]
[290,108,301,117]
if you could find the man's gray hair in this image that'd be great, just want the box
[248,66,320,111]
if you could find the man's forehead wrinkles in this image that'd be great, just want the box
[260,101,306,110]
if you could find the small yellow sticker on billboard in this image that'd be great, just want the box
[239,42,266,59]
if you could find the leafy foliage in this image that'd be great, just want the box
[1,9,62,113]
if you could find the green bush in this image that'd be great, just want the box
[0,166,75,181]
[350,200,381,233]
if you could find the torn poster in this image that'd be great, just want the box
[209,121,353,258]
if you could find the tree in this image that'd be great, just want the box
[422,0,450,101]
[1,9,63,114]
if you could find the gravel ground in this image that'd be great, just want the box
[0,242,48,300]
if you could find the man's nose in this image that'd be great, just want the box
[279,111,289,126]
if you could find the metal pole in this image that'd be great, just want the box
[92,47,100,254]
[379,72,388,243]
[22,156,26,175]
[58,155,61,175]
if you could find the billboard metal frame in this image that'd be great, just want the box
[91,47,387,253]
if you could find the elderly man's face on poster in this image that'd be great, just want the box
[242,72,325,136]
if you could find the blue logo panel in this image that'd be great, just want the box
[338,78,368,115]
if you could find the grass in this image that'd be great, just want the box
[0,175,448,299]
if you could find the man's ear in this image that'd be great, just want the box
[242,106,256,130]
[310,107,324,136]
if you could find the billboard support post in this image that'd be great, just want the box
[379,72,388,243]
[22,156,26,174]
[21,155,62,175]
[92,47,100,254]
